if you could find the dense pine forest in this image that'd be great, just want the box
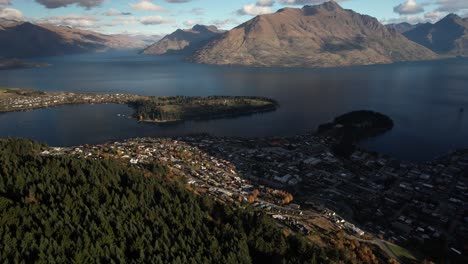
[0,139,387,263]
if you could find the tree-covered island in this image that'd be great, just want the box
[0,88,278,122]
[317,110,394,157]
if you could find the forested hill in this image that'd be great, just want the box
[0,139,389,263]
[0,139,317,263]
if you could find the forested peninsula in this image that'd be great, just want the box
[0,88,278,122]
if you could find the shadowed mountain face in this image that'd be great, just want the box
[191,1,435,68]
[0,19,148,58]
[386,22,421,33]
[142,25,225,55]
[403,14,468,56]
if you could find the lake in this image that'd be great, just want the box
[1,51,467,161]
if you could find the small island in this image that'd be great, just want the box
[0,88,278,122]
[317,110,394,157]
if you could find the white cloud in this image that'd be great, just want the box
[435,0,468,13]
[0,7,24,20]
[237,4,273,16]
[211,18,239,29]
[257,0,275,7]
[34,0,104,9]
[279,0,347,5]
[393,0,424,15]
[381,15,427,25]
[183,20,196,27]
[424,11,443,22]
[130,1,165,12]
[36,14,99,28]
[103,8,132,16]
[114,16,138,25]
[190,8,204,16]
[140,16,173,25]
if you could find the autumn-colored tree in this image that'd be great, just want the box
[272,190,294,205]
[247,189,260,203]
[252,189,260,197]
[281,193,294,205]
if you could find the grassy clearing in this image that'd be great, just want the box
[0,87,14,91]
[0,88,15,97]
[386,242,417,261]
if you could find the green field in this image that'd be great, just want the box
[386,242,417,262]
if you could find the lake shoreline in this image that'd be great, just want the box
[1,52,467,161]
[0,88,279,123]
[0,59,49,70]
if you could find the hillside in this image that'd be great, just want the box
[143,25,224,55]
[403,14,468,56]
[192,1,436,68]
[0,19,148,58]
[0,138,390,263]
[385,22,421,33]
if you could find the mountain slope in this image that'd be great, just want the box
[143,25,224,55]
[0,19,148,58]
[192,1,436,68]
[403,14,468,56]
[386,22,421,33]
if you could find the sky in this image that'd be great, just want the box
[0,0,467,36]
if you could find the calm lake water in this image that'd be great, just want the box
[1,51,467,161]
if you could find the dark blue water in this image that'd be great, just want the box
[1,51,467,161]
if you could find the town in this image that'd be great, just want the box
[43,133,468,262]
[0,88,143,112]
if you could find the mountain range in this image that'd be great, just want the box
[191,1,436,68]
[0,18,151,58]
[385,22,421,33]
[3,1,468,67]
[143,25,224,55]
[401,14,468,57]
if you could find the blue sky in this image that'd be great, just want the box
[0,0,467,35]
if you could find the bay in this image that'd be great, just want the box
[0,51,467,161]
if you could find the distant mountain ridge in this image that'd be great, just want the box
[0,19,150,58]
[191,1,436,68]
[143,25,225,55]
[386,22,422,33]
[403,14,468,56]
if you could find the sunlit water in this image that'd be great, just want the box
[0,51,467,161]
